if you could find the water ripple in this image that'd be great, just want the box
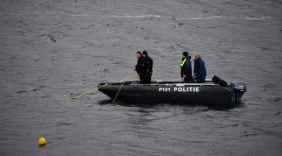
[0,12,280,21]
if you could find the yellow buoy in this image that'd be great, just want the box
[38,137,46,146]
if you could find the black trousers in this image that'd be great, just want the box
[184,76,194,83]
[140,74,151,84]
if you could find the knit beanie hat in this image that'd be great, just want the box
[142,51,148,55]
[183,51,188,56]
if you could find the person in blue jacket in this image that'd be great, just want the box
[180,52,194,83]
[193,53,207,83]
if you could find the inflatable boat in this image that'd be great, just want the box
[97,78,247,105]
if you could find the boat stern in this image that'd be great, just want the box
[230,81,247,104]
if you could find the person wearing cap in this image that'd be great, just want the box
[180,52,194,83]
[142,51,153,84]
[193,53,206,83]
[133,51,146,83]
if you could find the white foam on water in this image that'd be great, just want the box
[177,16,226,20]
[69,14,171,19]
[243,16,275,20]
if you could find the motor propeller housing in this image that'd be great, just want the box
[230,81,247,104]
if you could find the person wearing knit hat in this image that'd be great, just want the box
[180,51,194,83]
[142,51,148,56]
[142,51,153,84]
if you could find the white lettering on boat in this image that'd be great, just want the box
[159,87,171,92]
[178,87,182,92]
[159,87,199,92]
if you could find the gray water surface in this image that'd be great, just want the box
[0,0,282,155]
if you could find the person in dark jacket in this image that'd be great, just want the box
[193,53,207,83]
[180,52,194,83]
[133,51,145,83]
[142,51,153,84]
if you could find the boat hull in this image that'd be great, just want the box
[98,82,235,105]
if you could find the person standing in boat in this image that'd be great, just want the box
[133,51,146,83]
[142,51,153,84]
[180,52,194,83]
[193,53,207,83]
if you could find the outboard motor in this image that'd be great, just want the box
[230,81,247,104]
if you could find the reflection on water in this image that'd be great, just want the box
[99,98,244,111]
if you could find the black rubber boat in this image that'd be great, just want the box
[97,79,247,105]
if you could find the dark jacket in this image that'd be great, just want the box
[135,57,145,74]
[194,57,206,79]
[143,56,153,75]
[180,56,194,83]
